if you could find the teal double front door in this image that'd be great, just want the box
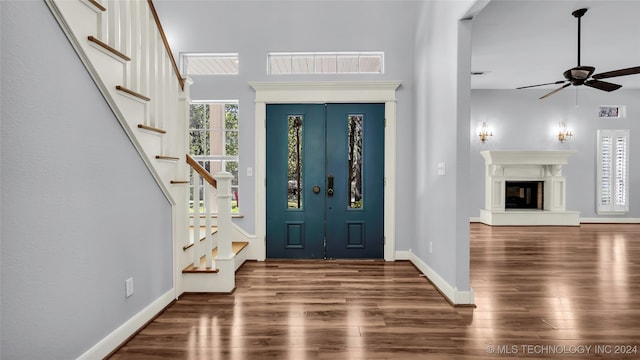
[266,103,384,259]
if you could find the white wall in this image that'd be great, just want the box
[1,2,173,358]
[153,0,417,247]
[470,89,640,220]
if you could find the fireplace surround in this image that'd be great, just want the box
[479,150,580,226]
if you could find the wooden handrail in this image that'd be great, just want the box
[186,154,217,188]
[147,0,185,91]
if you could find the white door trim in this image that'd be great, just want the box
[250,81,401,261]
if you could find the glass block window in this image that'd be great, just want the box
[189,101,239,213]
[181,53,239,75]
[597,129,629,214]
[268,52,384,75]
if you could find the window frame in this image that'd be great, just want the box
[597,129,629,214]
[180,53,239,76]
[189,101,240,213]
[267,51,384,75]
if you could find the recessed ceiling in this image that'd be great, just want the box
[471,1,640,90]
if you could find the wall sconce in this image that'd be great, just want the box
[479,121,493,143]
[558,122,573,142]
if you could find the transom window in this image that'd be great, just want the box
[181,53,239,75]
[267,52,384,75]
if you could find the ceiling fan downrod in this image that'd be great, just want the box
[572,8,588,66]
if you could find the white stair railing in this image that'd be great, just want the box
[46,0,237,293]
[188,168,233,271]
[184,158,234,291]
[189,167,216,270]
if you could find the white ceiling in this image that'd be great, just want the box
[471,0,640,90]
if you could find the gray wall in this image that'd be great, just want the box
[411,1,474,293]
[470,89,640,219]
[155,0,479,295]
[1,2,173,359]
[153,0,417,246]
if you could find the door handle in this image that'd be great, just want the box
[327,174,334,197]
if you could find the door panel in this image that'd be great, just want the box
[266,104,325,258]
[266,103,384,259]
[325,104,384,258]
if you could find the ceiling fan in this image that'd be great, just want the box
[517,8,640,99]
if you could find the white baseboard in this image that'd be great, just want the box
[580,217,640,224]
[394,250,411,260]
[77,289,174,360]
[471,216,640,224]
[408,251,474,305]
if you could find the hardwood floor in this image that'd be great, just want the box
[109,223,640,359]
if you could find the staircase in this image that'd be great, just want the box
[45,0,247,294]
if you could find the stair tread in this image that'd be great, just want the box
[115,85,149,101]
[190,214,244,219]
[138,123,167,134]
[182,242,249,273]
[155,155,180,161]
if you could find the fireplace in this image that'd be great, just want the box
[505,181,543,209]
[479,151,579,226]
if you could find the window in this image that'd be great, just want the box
[597,129,629,214]
[347,114,363,208]
[189,102,239,213]
[267,52,384,75]
[181,53,239,75]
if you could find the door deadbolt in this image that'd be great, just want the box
[312,185,321,194]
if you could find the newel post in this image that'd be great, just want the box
[214,171,234,259]
[213,171,235,292]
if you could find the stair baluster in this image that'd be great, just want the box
[204,180,214,269]
[192,168,201,268]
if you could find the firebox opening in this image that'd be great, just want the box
[505,181,543,210]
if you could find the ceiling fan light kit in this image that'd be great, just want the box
[517,8,640,99]
[566,67,593,82]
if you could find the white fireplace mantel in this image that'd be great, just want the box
[480,150,576,166]
[479,150,580,226]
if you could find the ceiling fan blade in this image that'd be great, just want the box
[516,80,567,90]
[539,83,571,99]
[584,79,622,92]
[592,66,640,80]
